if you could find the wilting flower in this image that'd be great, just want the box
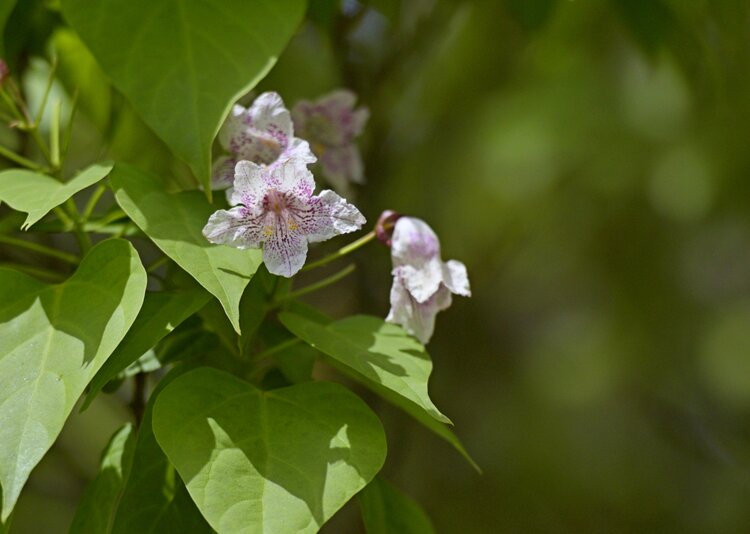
[203,159,366,277]
[211,92,315,190]
[292,89,368,192]
[385,217,470,344]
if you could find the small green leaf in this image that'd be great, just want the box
[0,162,113,229]
[60,0,306,191]
[152,367,387,534]
[0,239,147,521]
[109,162,262,332]
[83,287,211,408]
[279,313,479,470]
[69,423,137,534]
[359,477,435,534]
[111,369,212,534]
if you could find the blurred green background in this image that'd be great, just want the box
[5,0,750,531]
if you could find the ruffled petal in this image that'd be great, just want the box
[292,189,366,243]
[319,144,365,191]
[391,217,442,270]
[292,89,368,146]
[275,137,317,167]
[202,205,266,249]
[386,270,453,344]
[442,259,471,297]
[229,160,267,207]
[265,159,315,198]
[217,104,247,151]
[262,223,309,277]
[248,92,293,141]
[398,261,444,303]
[210,155,237,190]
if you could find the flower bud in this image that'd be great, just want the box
[375,210,401,246]
[0,59,8,87]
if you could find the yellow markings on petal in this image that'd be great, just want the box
[288,220,299,231]
[264,226,274,236]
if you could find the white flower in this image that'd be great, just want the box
[203,159,365,277]
[292,89,368,193]
[385,217,470,343]
[211,92,315,190]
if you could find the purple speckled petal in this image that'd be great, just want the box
[386,269,453,344]
[264,159,315,197]
[217,104,247,151]
[202,205,266,249]
[248,92,293,140]
[263,222,309,277]
[210,155,237,190]
[391,217,442,270]
[274,137,317,168]
[295,189,366,243]
[229,160,266,207]
[292,89,368,146]
[319,144,364,191]
[442,259,471,297]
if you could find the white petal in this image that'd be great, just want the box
[248,92,293,141]
[391,216,442,271]
[277,137,317,166]
[263,228,309,278]
[298,189,366,243]
[202,206,266,249]
[386,271,452,344]
[399,261,444,304]
[320,144,365,190]
[230,160,267,207]
[442,259,471,297]
[210,156,236,190]
[266,159,315,198]
[217,104,247,151]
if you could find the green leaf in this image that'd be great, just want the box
[83,287,211,408]
[152,367,387,534]
[0,162,113,229]
[359,477,435,534]
[279,313,450,423]
[60,0,306,191]
[52,28,112,132]
[278,313,479,471]
[69,423,137,534]
[109,162,262,332]
[0,238,147,521]
[111,368,212,534]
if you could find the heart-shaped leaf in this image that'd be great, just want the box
[152,367,387,534]
[0,162,113,229]
[0,238,147,520]
[110,162,262,332]
[358,477,435,534]
[83,287,211,408]
[279,313,479,470]
[60,0,306,191]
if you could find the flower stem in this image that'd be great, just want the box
[49,99,61,169]
[81,184,107,222]
[0,143,44,171]
[64,198,92,254]
[0,234,78,264]
[302,230,376,272]
[278,263,356,303]
[147,255,169,273]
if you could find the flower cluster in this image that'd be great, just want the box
[204,92,365,277]
[384,216,471,344]
[205,90,470,344]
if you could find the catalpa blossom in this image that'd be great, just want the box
[211,92,315,190]
[292,89,368,193]
[203,159,365,277]
[385,217,471,344]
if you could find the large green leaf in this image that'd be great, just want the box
[0,238,147,520]
[60,0,306,191]
[69,423,137,534]
[358,477,435,534]
[0,162,113,229]
[83,287,211,408]
[278,313,479,470]
[111,368,212,534]
[152,367,387,534]
[110,162,262,332]
[279,313,450,423]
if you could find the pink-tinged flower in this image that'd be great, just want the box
[292,89,368,192]
[203,159,366,277]
[211,92,315,190]
[385,217,470,344]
